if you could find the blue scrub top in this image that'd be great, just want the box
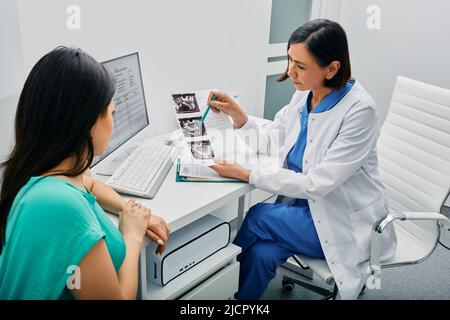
[286,79,355,207]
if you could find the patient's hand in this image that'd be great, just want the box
[210,160,250,182]
[146,214,170,255]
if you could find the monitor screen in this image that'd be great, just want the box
[92,52,149,167]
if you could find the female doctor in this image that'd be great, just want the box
[209,19,396,300]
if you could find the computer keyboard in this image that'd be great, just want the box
[106,142,177,198]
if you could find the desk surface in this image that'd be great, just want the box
[94,133,255,246]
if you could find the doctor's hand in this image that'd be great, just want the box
[146,214,171,255]
[207,90,248,129]
[210,160,251,182]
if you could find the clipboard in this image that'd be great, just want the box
[175,160,246,184]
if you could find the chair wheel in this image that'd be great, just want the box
[282,280,295,293]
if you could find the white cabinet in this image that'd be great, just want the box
[143,244,241,300]
[179,262,239,300]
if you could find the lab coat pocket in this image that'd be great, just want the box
[348,197,386,261]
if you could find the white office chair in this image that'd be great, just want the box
[282,76,450,299]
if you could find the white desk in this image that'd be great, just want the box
[93,132,266,299]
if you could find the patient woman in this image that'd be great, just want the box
[0,47,170,299]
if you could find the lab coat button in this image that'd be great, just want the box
[324,240,328,244]
[309,139,313,143]
[311,199,315,203]
[317,220,321,223]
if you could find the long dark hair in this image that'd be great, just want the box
[278,19,351,89]
[0,47,115,253]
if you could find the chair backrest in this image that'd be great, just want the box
[377,76,450,250]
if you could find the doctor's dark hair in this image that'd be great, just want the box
[0,46,116,253]
[278,19,351,89]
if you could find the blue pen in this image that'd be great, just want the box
[198,95,217,128]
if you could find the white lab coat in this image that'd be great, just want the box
[237,80,397,299]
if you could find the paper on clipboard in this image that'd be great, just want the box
[177,131,271,182]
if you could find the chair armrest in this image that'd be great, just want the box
[369,211,449,278]
[402,211,449,223]
[375,211,448,233]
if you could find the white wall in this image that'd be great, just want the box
[0,0,24,162]
[16,0,271,137]
[336,0,450,123]
[334,0,450,206]
[0,0,24,99]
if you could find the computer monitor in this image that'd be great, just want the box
[91,52,149,169]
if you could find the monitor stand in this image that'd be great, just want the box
[94,145,138,176]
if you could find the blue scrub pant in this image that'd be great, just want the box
[233,202,324,300]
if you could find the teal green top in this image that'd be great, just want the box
[0,176,126,300]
